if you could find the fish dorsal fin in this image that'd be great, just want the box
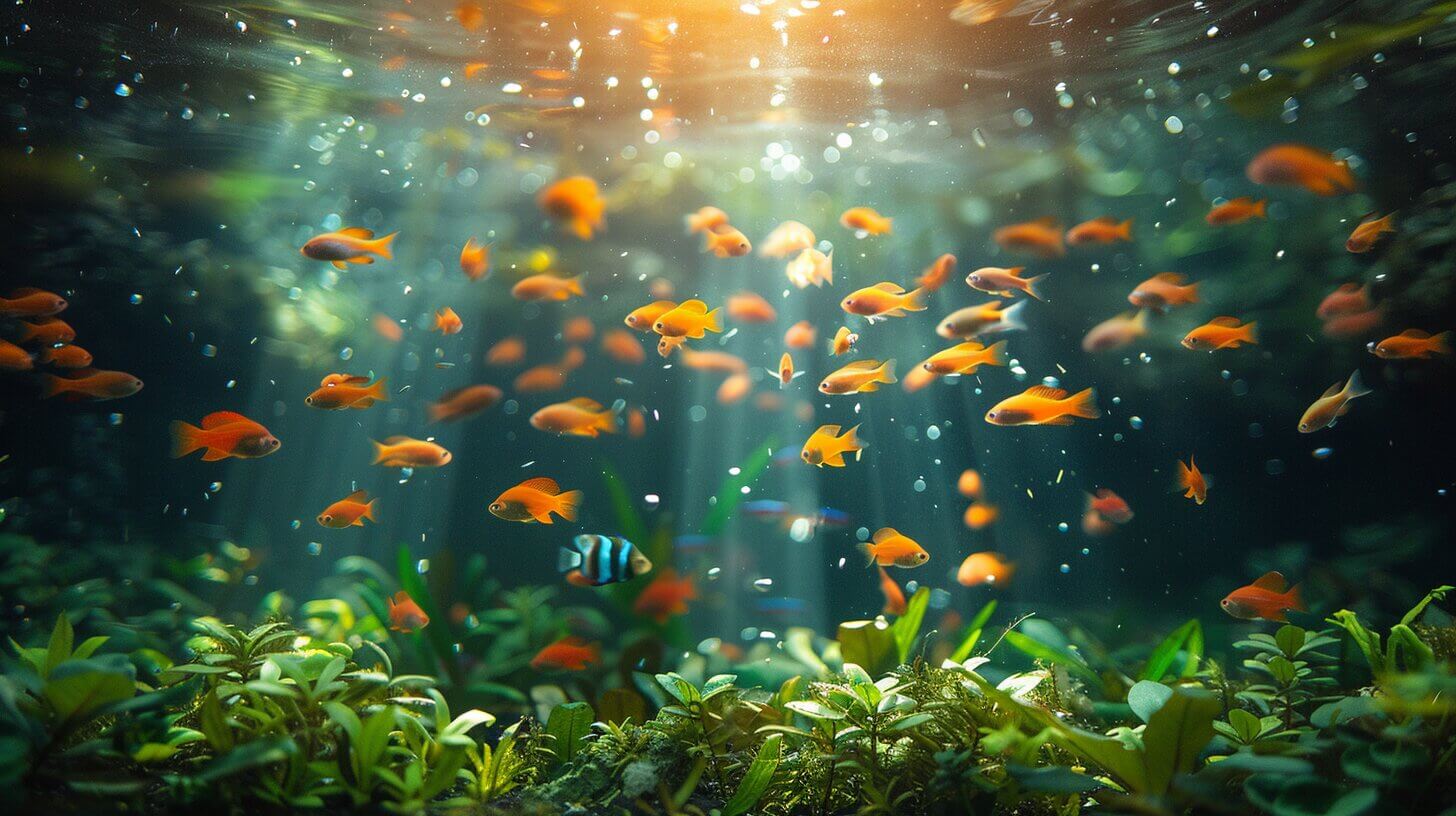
[1026,385,1068,400]
[841,360,882,371]
[339,227,374,239]
[979,300,1003,311]
[1033,217,1059,227]
[201,411,252,429]
[873,282,905,293]
[955,341,987,352]
[1251,571,1287,592]
[1153,272,1186,284]
[818,424,842,437]
[677,299,708,314]
[339,374,371,385]
[1399,329,1431,339]
[345,489,369,502]
[383,435,413,444]
[566,397,604,410]
[1089,216,1117,225]
[872,527,901,544]
[518,476,561,494]
[1321,382,1343,398]
[1209,316,1242,327]
[650,299,677,310]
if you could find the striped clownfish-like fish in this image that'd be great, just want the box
[559,534,654,587]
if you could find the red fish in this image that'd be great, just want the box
[1066,217,1133,245]
[916,254,957,292]
[0,287,67,317]
[1086,488,1133,524]
[633,569,697,623]
[318,489,378,528]
[1221,572,1303,622]
[1346,214,1395,253]
[16,317,76,347]
[42,368,143,401]
[388,591,430,632]
[1205,198,1266,226]
[171,411,279,460]
[1247,144,1356,196]
[1316,282,1370,321]
[530,636,601,671]
[40,342,95,368]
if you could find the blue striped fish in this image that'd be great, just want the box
[559,534,653,587]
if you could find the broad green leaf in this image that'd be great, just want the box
[43,654,135,724]
[1142,687,1220,796]
[1003,630,1098,683]
[837,619,897,676]
[722,734,781,816]
[545,702,593,766]
[1127,680,1173,723]
[45,615,75,678]
[1141,619,1202,681]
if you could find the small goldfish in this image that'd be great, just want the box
[1346,213,1395,253]
[761,220,816,257]
[1128,272,1199,311]
[373,314,404,342]
[840,207,893,235]
[1299,370,1371,433]
[963,504,999,530]
[703,224,752,258]
[769,352,804,388]
[515,364,566,392]
[42,368,143,401]
[985,385,1098,426]
[559,345,586,373]
[530,397,620,437]
[562,316,595,344]
[429,384,503,423]
[717,373,752,404]
[0,287,67,317]
[460,237,490,280]
[306,375,388,410]
[1082,509,1117,537]
[317,489,378,528]
[17,317,75,346]
[921,340,1007,376]
[801,423,865,467]
[388,591,430,633]
[879,567,907,616]
[861,527,929,568]
[1247,144,1356,196]
[1369,329,1450,359]
[957,469,984,499]
[601,329,646,364]
[917,254,957,291]
[957,552,1014,587]
[487,336,526,365]
[432,307,463,335]
[1206,197,1267,226]
[1066,217,1133,245]
[654,300,723,339]
[681,348,748,374]
[1221,572,1304,622]
[633,569,697,623]
[784,321,817,349]
[1182,317,1258,351]
[300,227,397,269]
[0,339,33,370]
[966,266,1047,300]
[1082,310,1150,353]
[938,300,1028,340]
[625,300,677,332]
[512,273,585,302]
[537,175,605,239]
[658,335,686,358]
[830,326,859,355]
[489,476,581,523]
[820,359,896,395]
[1322,307,1385,339]
[728,291,776,323]
[840,282,926,321]
[531,636,600,671]
[1086,488,1133,524]
[786,247,834,288]
[1177,456,1208,505]
[1316,282,1371,320]
[38,344,91,368]
[993,218,1064,258]
[171,411,278,460]
[685,206,729,234]
[372,436,452,467]
[902,369,938,394]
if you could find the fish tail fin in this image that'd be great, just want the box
[1119,218,1134,239]
[370,378,389,403]
[1024,274,1049,301]
[703,307,724,333]
[566,274,586,297]
[370,439,389,465]
[984,340,1009,366]
[555,490,583,522]
[1066,387,1100,419]
[1345,369,1372,399]
[878,359,897,385]
[1430,331,1451,354]
[363,500,378,522]
[1000,300,1028,332]
[1244,321,1259,345]
[1285,584,1304,613]
[570,218,593,240]
[1254,200,1268,218]
[38,374,69,398]
[1186,282,1201,304]
[903,287,928,312]
[860,542,877,567]
[557,547,584,573]
[843,423,865,451]
[370,232,398,260]
[170,421,204,458]
[427,403,444,424]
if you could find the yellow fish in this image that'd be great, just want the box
[654,299,724,339]
[801,424,865,467]
[921,340,1008,375]
[819,359,897,395]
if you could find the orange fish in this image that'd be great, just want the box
[601,329,646,364]
[1299,370,1371,433]
[1316,282,1370,321]
[561,317,594,345]
[487,336,526,365]
[830,326,859,356]
[966,267,1047,300]
[950,0,1023,25]
[463,62,490,79]
[1221,572,1304,622]
[300,227,397,269]
[514,364,568,393]
[633,569,697,623]
[1066,217,1133,245]
[512,273,585,302]
[685,206,729,234]
[680,348,748,374]
[559,346,586,372]
[1247,144,1356,196]
[921,340,1007,376]
[917,254,958,291]
[654,300,723,339]
[993,218,1064,258]
[769,352,804,388]
[717,373,752,405]
[373,314,404,342]
[625,300,677,332]
[537,176,605,239]
[171,411,278,460]
[429,384,502,423]
[460,237,490,280]
[432,307,463,335]
[820,359,896,395]
[957,552,1014,587]
[1082,509,1117,537]
[628,407,647,437]
[1128,272,1199,311]
[962,503,999,530]
[784,321,816,349]
[317,489,378,528]
[957,469,984,499]
[306,374,388,410]
[36,343,89,368]
[785,247,834,288]
[1177,456,1208,505]
[1182,317,1258,351]
[861,527,929,568]
[0,287,67,317]
[530,397,619,437]
[1086,488,1133,524]
[840,283,926,321]
[388,591,430,633]
[42,368,143,401]
[454,1,485,31]
[761,220,816,257]
[938,301,1027,340]
[658,335,686,358]
[531,636,600,671]
[840,207,893,235]
[728,291,776,323]
[985,385,1098,426]
[1082,310,1150,353]
[17,317,75,347]
[879,567,907,616]
[703,224,752,258]
[801,423,865,467]
[489,476,581,523]
[1346,213,1395,253]
[1206,197,1267,226]
[372,436,452,467]
[1322,307,1384,339]
[0,338,33,370]
[1370,329,1450,360]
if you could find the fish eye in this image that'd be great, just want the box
[1299,422,1309,431]
[988,411,998,419]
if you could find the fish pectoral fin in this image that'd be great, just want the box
[200,447,231,461]
[1040,415,1075,426]
[350,256,375,265]
[332,261,348,270]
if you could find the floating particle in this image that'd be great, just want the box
[729,466,741,476]
[644,494,660,509]
[739,485,751,495]
[913,479,926,493]
[201,344,217,358]
[1059,563,1071,574]
[708,566,722,580]
[114,83,133,97]
[129,293,143,304]
[307,542,322,555]
[856,526,870,541]
[752,577,773,592]
[1129,416,1143,430]
[108,413,124,426]
[208,481,222,493]
[416,558,430,574]
[290,519,301,529]
[789,518,813,542]
[1081,547,1090,556]
[926,425,941,440]
[689,405,707,422]
[1058,522,1069,533]
[503,400,519,414]
[1042,376,1061,389]
[339,346,353,361]
[1312,447,1333,460]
